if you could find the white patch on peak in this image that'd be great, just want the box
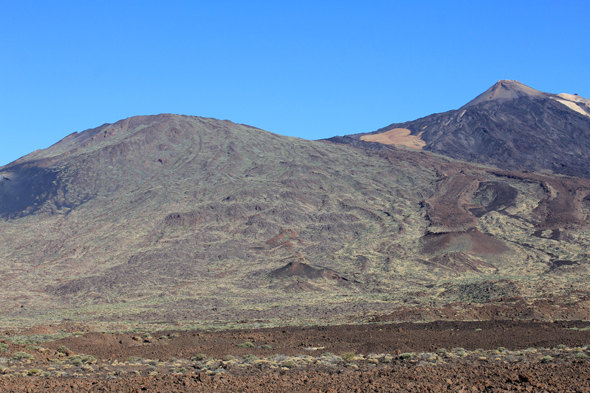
[551,93,590,118]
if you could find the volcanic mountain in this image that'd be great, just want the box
[1,114,590,328]
[331,80,590,178]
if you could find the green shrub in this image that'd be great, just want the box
[223,355,235,361]
[242,354,258,363]
[27,368,40,376]
[57,346,70,354]
[557,344,568,350]
[541,355,554,363]
[169,333,180,339]
[575,352,590,359]
[27,368,41,375]
[12,352,34,360]
[0,333,72,345]
[127,356,144,363]
[237,341,255,348]
[436,348,447,355]
[282,360,295,369]
[261,344,273,350]
[497,347,506,352]
[69,357,82,366]
[320,352,335,358]
[341,352,355,361]
[191,353,207,361]
[0,343,9,352]
[68,354,96,365]
[399,352,415,360]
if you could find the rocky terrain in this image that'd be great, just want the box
[334,80,590,178]
[1,113,590,330]
[0,320,590,391]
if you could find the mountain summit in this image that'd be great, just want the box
[461,80,548,108]
[335,80,590,178]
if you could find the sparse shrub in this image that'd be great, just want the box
[27,368,40,376]
[169,333,180,339]
[237,341,255,348]
[12,352,34,360]
[380,356,391,363]
[270,354,288,362]
[282,360,295,369]
[127,356,144,363]
[1,333,73,345]
[497,347,506,352]
[557,344,568,350]
[68,354,96,365]
[575,352,590,359]
[0,343,9,352]
[436,348,447,355]
[242,354,258,363]
[320,352,335,358]
[341,352,355,361]
[399,352,415,360]
[176,367,187,374]
[191,353,207,361]
[541,355,554,363]
[159,336,168,340]
[223,355,235,361]
[69,357,83,366]
[81,355,97,364]
[57,346,70,354]
[141,333,151,339]
[147,360,159,366]
[261,344,273,350]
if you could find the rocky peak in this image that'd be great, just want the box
[461,80,549,108]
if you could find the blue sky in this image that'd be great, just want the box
[1,1,589,166]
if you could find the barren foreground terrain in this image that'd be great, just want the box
[1,320,589,391]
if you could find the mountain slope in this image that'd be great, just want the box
[336,80,590,178]
[2,114,590,328]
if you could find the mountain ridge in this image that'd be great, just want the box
[2,113,590,328]
[335,80,590,178]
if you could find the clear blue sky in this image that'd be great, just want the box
[2,1,589,166]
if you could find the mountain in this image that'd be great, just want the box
[2,114,590,328]
[333,80,590,178]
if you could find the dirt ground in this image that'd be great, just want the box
[1,320,590,392]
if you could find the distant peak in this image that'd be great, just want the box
[462,80,549,108]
